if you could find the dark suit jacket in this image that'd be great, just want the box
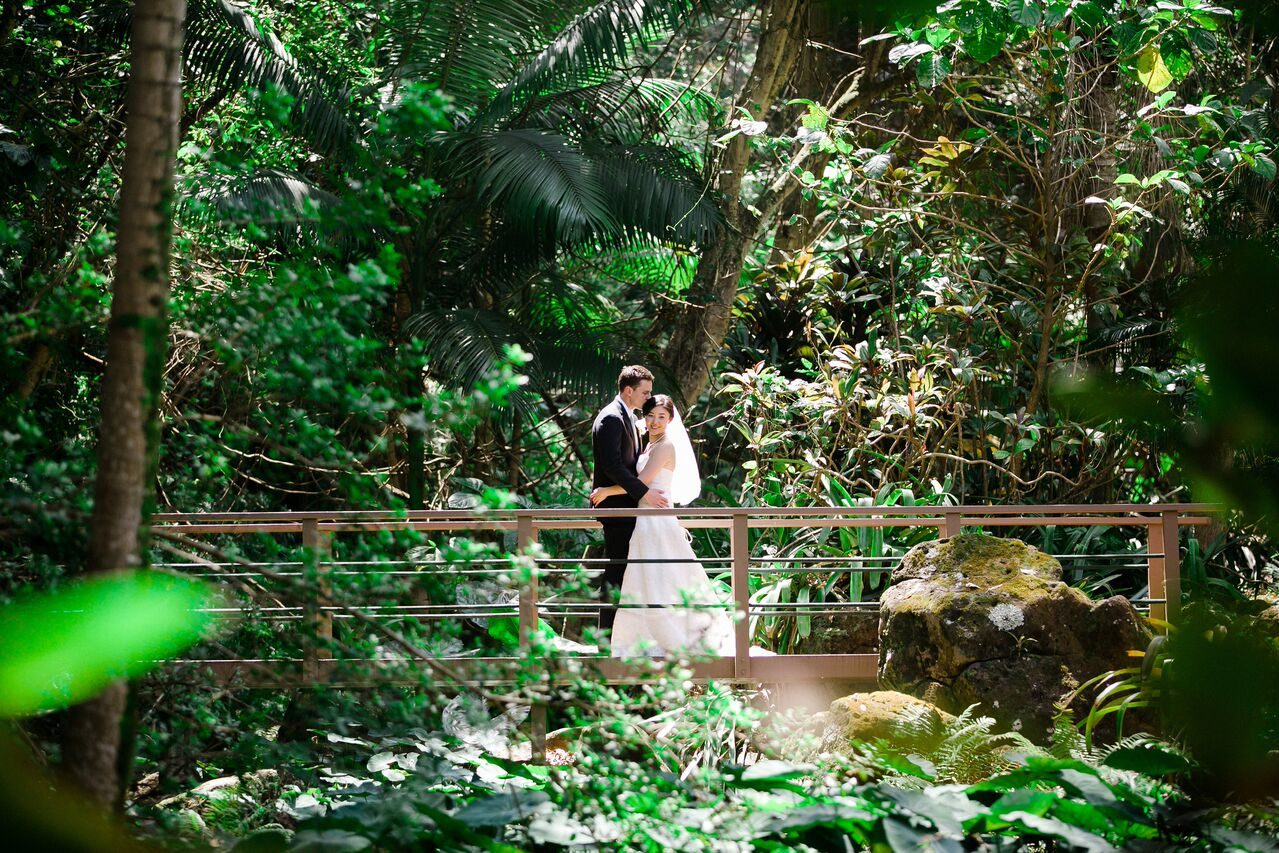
[592,397,649,512]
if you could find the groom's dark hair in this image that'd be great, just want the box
[617,365,654,392]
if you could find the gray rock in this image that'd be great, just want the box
[878,534,1151,738]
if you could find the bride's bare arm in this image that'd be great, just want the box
[589,442,676,505]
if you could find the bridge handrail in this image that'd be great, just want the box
[156,503,1217,675]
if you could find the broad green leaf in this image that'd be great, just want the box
[917,53,952,88]
[888,42,934,65]
[760,802,876,833]
[1103,743,1192,776]
[455,791,551,827]
[0,571,218,717]
[864,154,893,178]
[963,27,1007,63]
[999,811,1114,852]
[1136,47,1173,93]
[1008,0,1043,27]
[228,828,291,853]
[1251,153,1276,182]
[527,811,594,846]
[290,830,372,853]
[883,814,964,851]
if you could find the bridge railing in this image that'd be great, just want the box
[152,503,1216,690]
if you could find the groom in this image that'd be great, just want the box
[591,365,669,634]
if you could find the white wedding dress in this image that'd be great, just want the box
[610,452,736,658]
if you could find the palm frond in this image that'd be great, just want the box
[184,168,344,225]
[1095,317,1167,344]
[404,297,647,403]
[450,128,619,248]
[184,0,352,153]
[520,77,720,143]
[588,143,721,245]
[564,243,698,294]
[380,0,566,113]
[405,307,535,405]
[481,0,710,122]
[521,274,647,396]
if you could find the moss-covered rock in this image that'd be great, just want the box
[821,690,956,748]
[878,534,1151,738]
[804,610,880,654]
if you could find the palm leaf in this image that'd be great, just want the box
[450,128,619,248]
[587,143,721,245]
[564,243,698,294]
[379,0,567,113]
[184,0,352,153]
[480,0,710,122]
[405,307,527,399]
[184,168,343,224]
[520,77,721,144]
[404,299,648,404]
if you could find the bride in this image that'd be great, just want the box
[590,395,736,658]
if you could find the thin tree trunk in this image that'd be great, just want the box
[661,0,804,408]
[61,0,186,810]
[1078,48,1119,366]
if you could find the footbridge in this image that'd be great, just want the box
[152,503,1213,690]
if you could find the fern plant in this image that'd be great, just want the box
[881,703,1042,785]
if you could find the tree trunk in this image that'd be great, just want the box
[1077,48,1119,367]
[661,0,804,408]
[61,0,186,810]
[767,3,867,262]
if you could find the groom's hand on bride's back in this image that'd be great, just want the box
[641,489,670,509]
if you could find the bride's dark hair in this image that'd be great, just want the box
[642,394,675,417]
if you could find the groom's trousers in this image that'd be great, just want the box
[598,516,636,633]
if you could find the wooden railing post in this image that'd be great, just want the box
[942,512,962,539]
[1162,510,1181,623]
[516,514,546,763]
[302,518,333,683]
[517,515,539,642]
[731,511,751,679]
[1147,517,1166,623]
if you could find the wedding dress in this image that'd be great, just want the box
[610,451,737,658]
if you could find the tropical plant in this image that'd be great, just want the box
[177,0,724,404]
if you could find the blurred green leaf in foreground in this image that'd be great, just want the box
[1057,238,1279,534]
[0,571,218,718]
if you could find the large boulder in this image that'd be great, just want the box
[823,690,955,747]
[879,534,1152,738]
[805,610,880,654]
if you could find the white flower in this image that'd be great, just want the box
[988,603,1024,631]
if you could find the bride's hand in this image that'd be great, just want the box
[589,487,606,506]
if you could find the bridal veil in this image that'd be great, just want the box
[666,405,701,506]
